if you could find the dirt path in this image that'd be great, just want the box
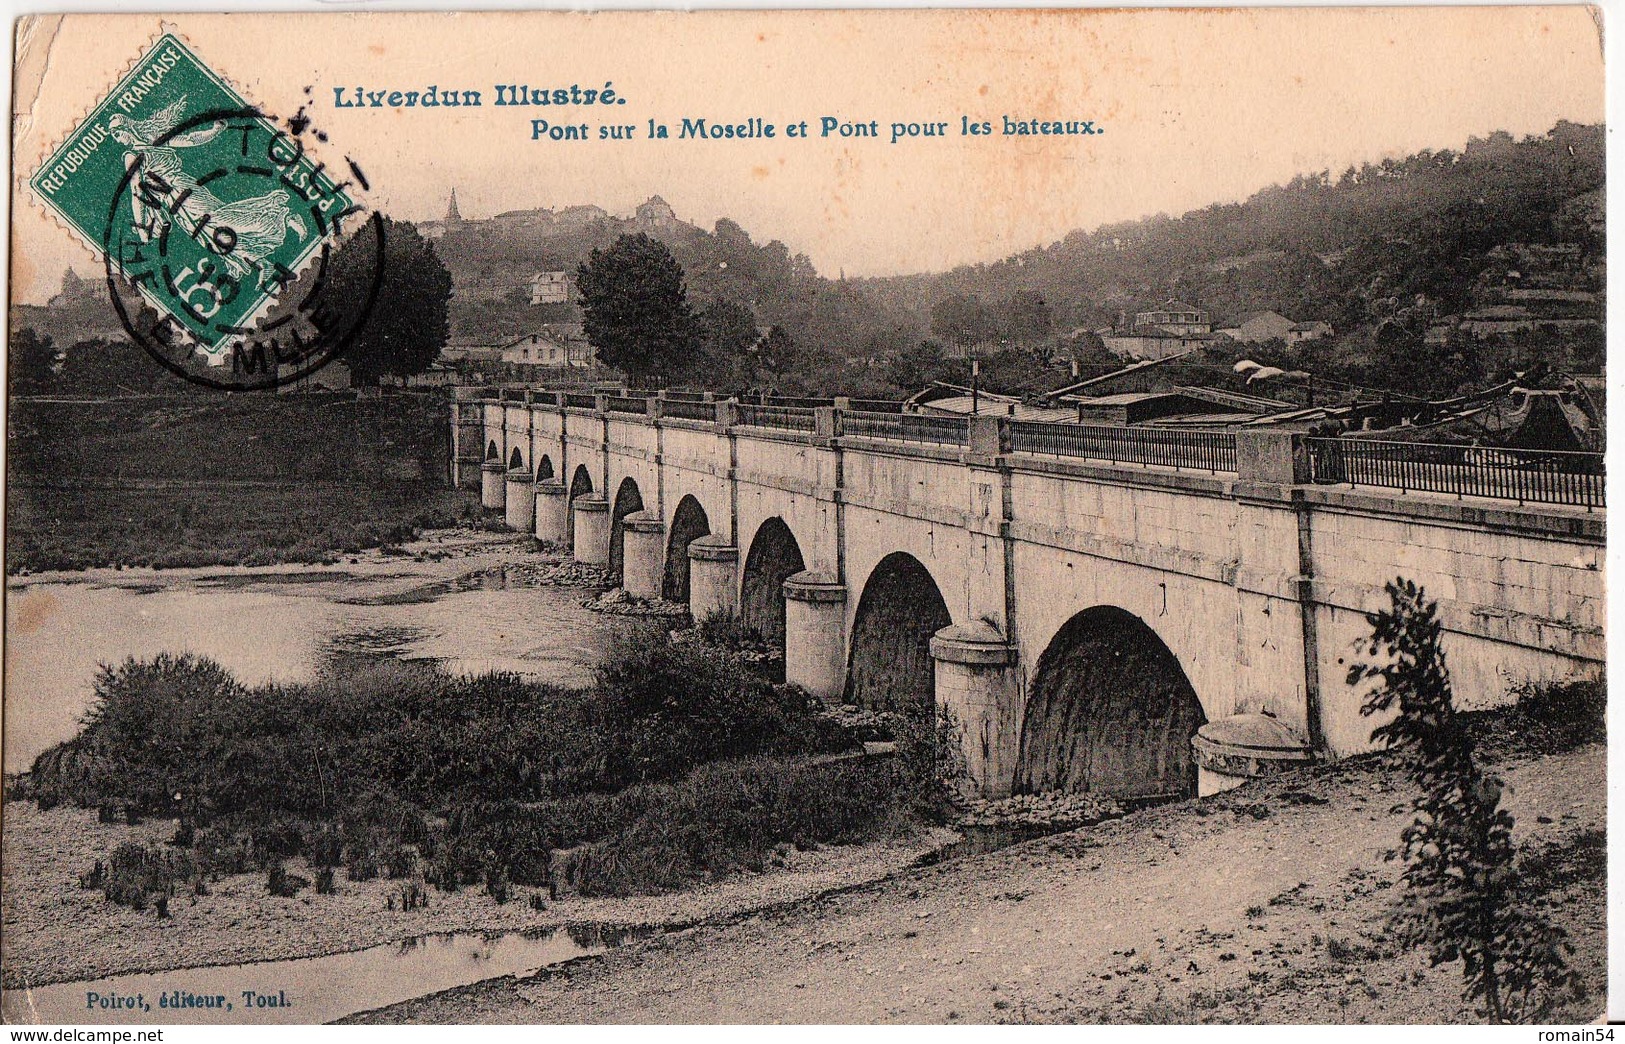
[356,744,1606,1025]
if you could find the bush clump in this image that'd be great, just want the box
[548,755,912,897]
[30,635,894,904]
[93,842,195,914]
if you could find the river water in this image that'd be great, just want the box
[0,925,656,1025]
[3,546,626,774]
[1,543,669,1024]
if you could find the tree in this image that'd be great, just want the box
[930,292,995,348]
[998,290,1053,345]
[9,328,59,395]
[325,216,452,386]
[58,338,164,396]
[884,339,947,391]
[1351,579,1580,1023]
[578,233,701,385]
[693,298,760,388]
[756,325,799,378]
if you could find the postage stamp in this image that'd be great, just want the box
[29,33,376,387]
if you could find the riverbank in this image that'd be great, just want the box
[7,394,459,574]
[348,741,1606,1024]
[0,797,959,990]
[4,529,623,775]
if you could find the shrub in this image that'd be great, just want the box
[267,863,308,898]
[1504,677,1605,754]
[485,866,512,904]
[1352,578,1581,1023]
[315,867,337,895]
[25,634,891,909]
[95,842,193,914]
[695,609,766,651]
[594,632,852,784]
[550,755,911,897]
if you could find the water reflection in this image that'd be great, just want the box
[0,925,659,1025]
[4,560,624,773]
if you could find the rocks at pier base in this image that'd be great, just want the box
[585,588,692,618]
[956,791,1125,832]
[489,559,613,588]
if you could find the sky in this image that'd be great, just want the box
[9,7,1605,304]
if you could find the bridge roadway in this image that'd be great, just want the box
[450,389,1604,800]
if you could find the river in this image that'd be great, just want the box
[1,925,657,1025]
[3,538,626,774]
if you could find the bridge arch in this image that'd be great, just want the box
[508,446,525,471]
[740,517,805,651]
[1016,606,1205,800]
[536,455,555,483]
[845,552,952,716]
[566,465,593,548]
[662,495,711,603]
[608,477,645,581]
[486,440,499,461]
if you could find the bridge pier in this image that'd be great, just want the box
[687,537,739,622]
[504,469,535,532]
[782,571,846,704]
[480,460,506,512]
[621,512,666,600]
[931,622,1022,798]
[533,481,568,545]
[451,396,487,489]
[571,495,610,566]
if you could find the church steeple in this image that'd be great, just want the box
[446,188,463,224]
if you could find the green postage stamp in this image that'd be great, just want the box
[30,33,362,361]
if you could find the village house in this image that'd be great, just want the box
[1101,302,1220,360]
[499,324,594,368]
[530,271,573,305]
[1132,300,1211,335]
[1287,320,1333,344]
[1215,310,1295,344]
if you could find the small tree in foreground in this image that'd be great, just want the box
[1351,579,1580,1023]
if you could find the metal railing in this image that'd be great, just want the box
[663,398,717,422]
[842,411,969,446]
[735,403,817,432]
[764,395,834,409]
[562,392,597,410]
[847,398,907,414]
[1009,421,1237,473]
[604,395,648,415]
[1306,437,1604,509]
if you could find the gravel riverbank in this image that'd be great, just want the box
[0,800,959,990]
[348,742,1606,1025]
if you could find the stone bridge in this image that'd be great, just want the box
[451,389,1604,800]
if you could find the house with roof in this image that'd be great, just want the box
[1287,320,1333,345]
[1099,300,1225,359]
[1102,327,1222,361]
[499,324,595,368]
[1133,300,1212,335]
[530,271,573,305]
[634,195,679,232]
[1216,310,1295,344]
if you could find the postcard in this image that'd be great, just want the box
[1,7,1608,1029]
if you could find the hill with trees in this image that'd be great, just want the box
[12,122,1603,401]
[875,121,1602,335]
